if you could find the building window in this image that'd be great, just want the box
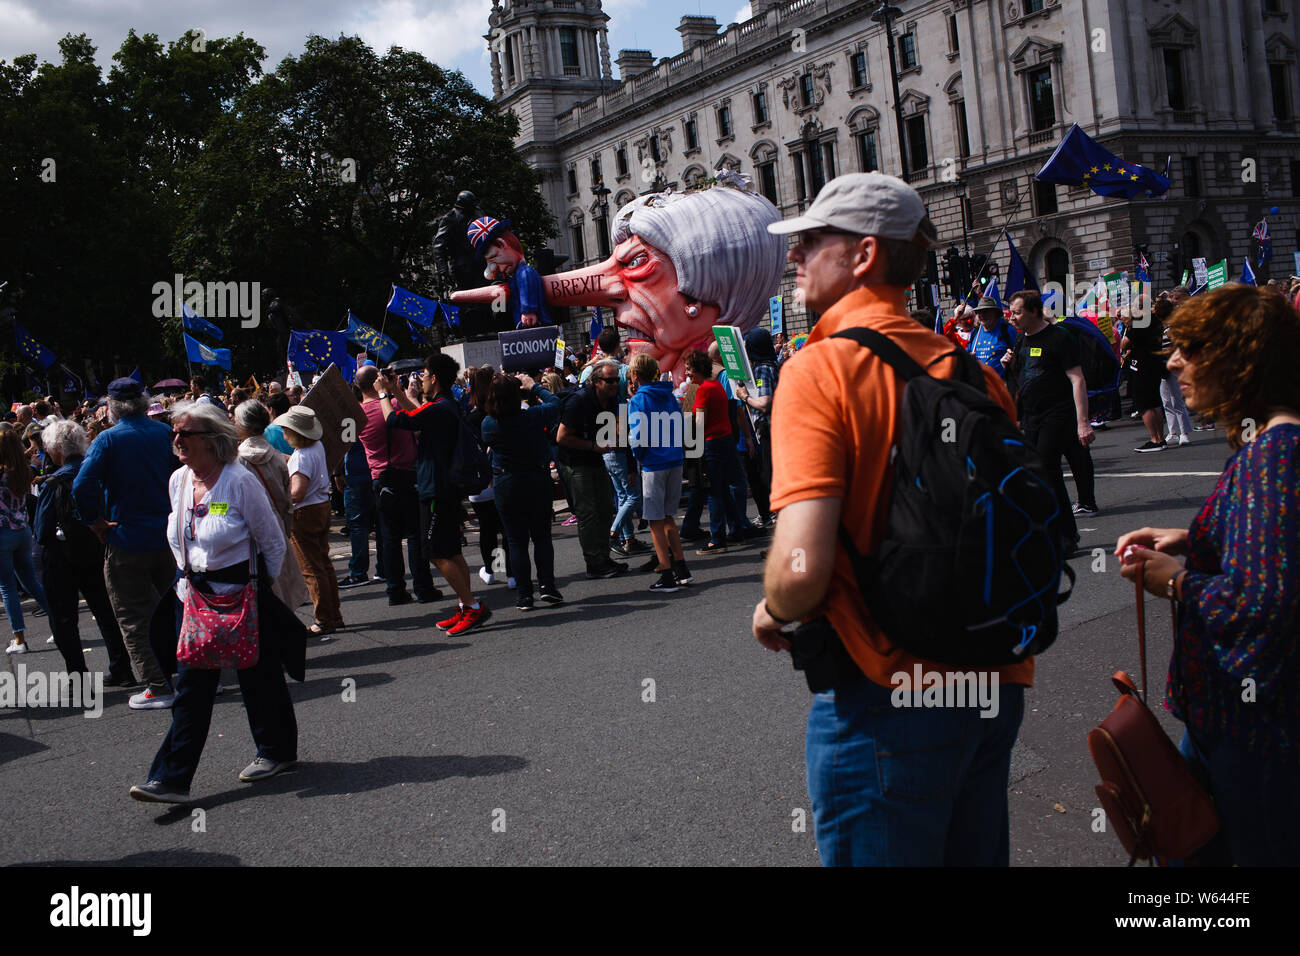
[855,128,878,172]
[793,155,807,201]
[807,146,827,196]
[758,161,778,205]
[615,147,628,177]
[1034,180,1058,215]
[1264,0,1282,13]
[906,115,928,174]
[1271,63,1293,122]
[1182,157,1201,197]
[821,142,836,182]
[649,135,661,163]
[955,99,970,158]
[590,155,602,187]
[948,15,960,53]
[560,28,580,76]
[800,73,815,107]
[504,39,516,84]
[1025,0,1045,12]
[851,51,867,88]
[1028,66,1055,131]
[684,118,698,150]
[571,222,587,262]
[567,167,578,195]
[1164,49,1186,111]
[753,89,769,125]
[898,34,917,71]
[595,216,611,259]
[718,104,733,139]
[1291,159,1300,197]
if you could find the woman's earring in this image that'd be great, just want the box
[685,300,701,317]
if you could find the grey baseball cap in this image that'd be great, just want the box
[767,172,939,247]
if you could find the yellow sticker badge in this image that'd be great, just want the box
[208,502,230,516]
[1029,347,1043,357]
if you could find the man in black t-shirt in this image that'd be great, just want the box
[1003,290,1095,549]
[1120,296,1169,451]
[557,361,626,578]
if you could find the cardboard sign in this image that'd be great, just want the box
[1293,251,1300,276]
[712,325,754,385]
[769,296,783,336]
[498,326,560,372]
[554,337,566,370]
[1192,257,1208,288]
[299,364,364,474]
[1206,258,1228,290]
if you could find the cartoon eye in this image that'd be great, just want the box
[622,252,653,278]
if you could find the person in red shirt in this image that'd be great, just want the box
[686,350,744,554]
[942,302,975,349]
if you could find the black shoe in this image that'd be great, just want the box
[679,528,706,543]
[672,560,692,585]
[414,588,444,603]
[129,780,191,804]
[1134,440,1167,453]
[586,562,629,579]
[696,541,728,555]
[610,542,631,558]
[649,571,680,592]
[538,584,564,605]
[387,591,414,607]
[338,574,374,589]
[516,594,535,612]
[637,555,662,573]
[623,538,652,554]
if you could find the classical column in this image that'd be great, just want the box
[491,47,503,96]
[599,27,612,79]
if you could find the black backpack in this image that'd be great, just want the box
[830,327,1075,667]
[446,401,492,496]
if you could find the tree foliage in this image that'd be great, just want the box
[0,31,555,392]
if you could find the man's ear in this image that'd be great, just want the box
[851,235,880,282]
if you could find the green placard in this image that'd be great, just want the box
[1180,269,1190,288]
[712,325,754,385]
[1206,259,1228,290]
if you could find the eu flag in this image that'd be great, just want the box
[288,330,352,382]
[386,285,440,327]
[183,332,232,371]
[1036,124,1171,199]
[1240,258,1257,287]
[346,312,398,364]
[14,321,56,370]
[590,306,604,343]
[442,302,460,327]
[1004,235,1039,297]
[407,319,433,347]
[181,302,223,341]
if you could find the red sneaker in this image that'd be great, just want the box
[436,605,465,631]
[447,604,492,635]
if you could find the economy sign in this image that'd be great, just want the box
[498,325,560,372]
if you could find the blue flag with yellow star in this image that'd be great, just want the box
[14,321,56,370]
[181,302,223,341]
[183,332,232,371]
[346,312,398,364]
[386,285,440,328]
[288,330,352,382]
[1035,124,1171,199]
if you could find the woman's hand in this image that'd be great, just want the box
[1115,527,1189,558]
[1119,547,1184,598]
[517,373,535,390]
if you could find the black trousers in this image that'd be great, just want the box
[494,472,556,596]
[1022,417,1081,542]
[374,471,436,599]
[743,423,774,522]
[43,551,129,677]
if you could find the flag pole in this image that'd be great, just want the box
[960,177,1034,304]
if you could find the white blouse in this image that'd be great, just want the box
[288,442,330,509]
[167,463,287,598]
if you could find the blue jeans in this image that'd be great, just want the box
[1177,729,1300,866]
[604,450,641,541]
[0,526,49,635]
[343,481,383,579]
[805,675,1025,866]
[703,435,745,545]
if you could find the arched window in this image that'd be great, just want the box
[1045,248,1070,291]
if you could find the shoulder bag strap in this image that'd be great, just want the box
[1135,560,1147,702]
[178,469,192,573]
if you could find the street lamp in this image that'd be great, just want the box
[872,2,909,182]
[956,177,971,257]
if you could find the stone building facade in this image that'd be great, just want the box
[487,0,1300,338]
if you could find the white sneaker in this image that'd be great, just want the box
[1178,434,1190,446]
[1163,434,1175,444]
[5,639,27,655]
[46,635,55,644]
[478,566,495,586]
[129,689,178,710]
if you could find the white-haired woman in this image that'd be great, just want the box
[32,419,132,679]
[129,401,298,804]
[234,399,311,611]
[273,406,343,636]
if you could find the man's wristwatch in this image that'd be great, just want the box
[378,393,389,400]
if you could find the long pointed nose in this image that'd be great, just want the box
[448,256,625,309]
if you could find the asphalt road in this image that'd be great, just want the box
[0,417,1230,866]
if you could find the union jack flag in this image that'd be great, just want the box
[467,216,502,253]
[1253,218,1273,265]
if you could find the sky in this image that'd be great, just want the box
[0,0,758,95]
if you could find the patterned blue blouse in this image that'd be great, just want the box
[1168,424,1300,755]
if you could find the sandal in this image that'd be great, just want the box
[309,623,337,636]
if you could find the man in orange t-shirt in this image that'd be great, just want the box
[752,172,1033,866]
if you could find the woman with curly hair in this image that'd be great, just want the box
[1117,285,1300,865]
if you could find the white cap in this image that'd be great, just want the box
[767,172,939,248]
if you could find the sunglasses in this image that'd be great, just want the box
[172,429,212,440]
[792,227,862,250]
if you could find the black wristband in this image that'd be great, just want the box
[764,599,794,626]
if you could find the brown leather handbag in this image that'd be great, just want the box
[1087,562,1219,865]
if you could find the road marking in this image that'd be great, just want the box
[1065,471,1220,478]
